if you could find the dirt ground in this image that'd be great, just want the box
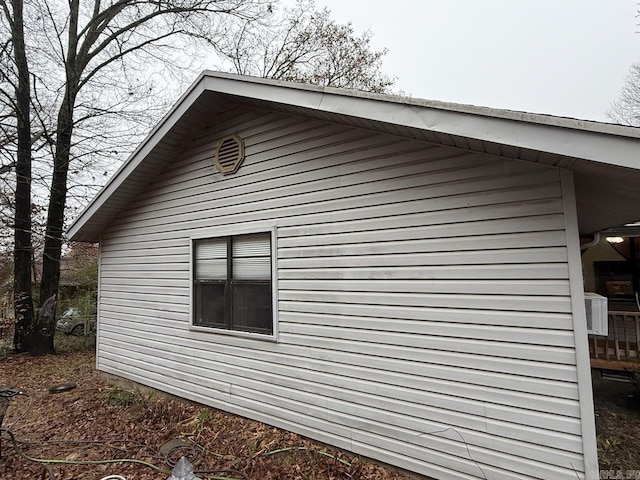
[1,334,639,479]
[593,372,640,473]
[0,335,410,480]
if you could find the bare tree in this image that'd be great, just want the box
[1,0,395,355]
[217,0,395,93]
[608,62,640,126]
[1,0,271,354]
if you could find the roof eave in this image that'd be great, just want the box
[200,72,640,170]
[67,73,210,241]
[68,71,640,242]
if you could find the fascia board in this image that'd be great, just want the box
[203,72,640,171]
[202,74,327,111]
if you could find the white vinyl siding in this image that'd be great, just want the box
[97,106,588,479]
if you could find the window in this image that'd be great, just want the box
[193,232,272,335]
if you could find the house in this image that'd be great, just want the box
[68,71,640,480]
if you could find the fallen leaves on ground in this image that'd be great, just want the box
[594,379,640,472]
[0,349,410,480]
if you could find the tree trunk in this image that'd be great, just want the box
[30,295,56,355]
[34,114,73,354]
[31,0,81,355]
[34,95,78,355]
[11,0,35,352]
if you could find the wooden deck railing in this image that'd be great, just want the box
[589,311,640,368]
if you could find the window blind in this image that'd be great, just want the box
[195,239,227,279]
[232,233,271,280]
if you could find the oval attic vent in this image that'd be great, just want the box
[214,134,245,175]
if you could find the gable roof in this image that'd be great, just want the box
[68,71,640,242]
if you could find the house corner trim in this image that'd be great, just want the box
[560,168,599,479]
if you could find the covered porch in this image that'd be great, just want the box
[583,231,640,371]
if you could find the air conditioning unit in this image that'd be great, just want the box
[584,292,608,336]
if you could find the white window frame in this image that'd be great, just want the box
[189,226,278,341]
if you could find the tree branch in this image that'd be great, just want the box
[79,28,183,90]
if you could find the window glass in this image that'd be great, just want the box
[195,283,225,326]
[232,283,272,332]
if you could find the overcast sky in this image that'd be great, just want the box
[314,0,640,122]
